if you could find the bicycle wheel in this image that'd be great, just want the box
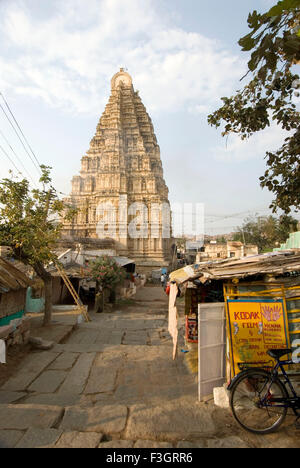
[230,369,288,434]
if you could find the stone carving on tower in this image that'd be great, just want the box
[62,69,172,271]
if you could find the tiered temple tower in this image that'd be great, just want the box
[62,69,172,271]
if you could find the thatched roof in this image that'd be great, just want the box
[0,258,32,293]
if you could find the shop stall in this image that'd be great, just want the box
[169,250,300,400]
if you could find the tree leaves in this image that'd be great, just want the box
[233,214,298,252]
[208,1,300,213]
[267,0,300,17]
[90,256,126,289]
[0,166,76,265]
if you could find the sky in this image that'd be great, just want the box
[0,0,299,237]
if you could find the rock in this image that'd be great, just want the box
[207,437,249,448]
[0,391,27,404]
[12,331,23,346]
[134,439,173,448]
[28,370,68,393]
[55,431,103,448]
[23,393,80,407]
[2,352,59,392]
[16,428,62,448]
[58,353,95,394]
[0,404,64,430]
[125,401,215,441]
[19,317,31,333]
[29,336,54,350]
[48,352,79,371]
[22,330,31,344]
[213,386,230,409]
[60,404,128,435]
[0,430,24,448]
[99,440,134,448]
[0,325,13,340]
[177,440,206,448]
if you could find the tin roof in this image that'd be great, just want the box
[169,249,300,285]
[50,256,135,278]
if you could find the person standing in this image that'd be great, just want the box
[160,273,165,287]
[163,273,169,290]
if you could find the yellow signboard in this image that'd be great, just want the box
[227,300,290,376]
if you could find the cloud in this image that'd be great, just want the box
[212,124,289,163]
[0,0,245,116]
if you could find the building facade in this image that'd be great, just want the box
[196,241,258,263]
[62,69,172,272]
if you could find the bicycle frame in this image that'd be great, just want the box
[261,360,300,415]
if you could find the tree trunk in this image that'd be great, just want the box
[33,261,53,326]
[102,288,105,312]
[109,288,116,304]
[43,276,53,326]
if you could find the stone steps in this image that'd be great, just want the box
[51,343,172,353]
[0,403,64,431]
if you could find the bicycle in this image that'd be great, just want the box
[228,348,300,434]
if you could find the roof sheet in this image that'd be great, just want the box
[169,249,300,285]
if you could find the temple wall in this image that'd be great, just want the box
[62,69,172,268]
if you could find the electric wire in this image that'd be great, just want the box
[0,142,23,176]
[0,101,41,176]
[0,92,42,172]
[0,128,38,187]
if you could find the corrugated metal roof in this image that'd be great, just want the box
[113,256,135,267]
[170,249,300,284]
[51,256,135,278]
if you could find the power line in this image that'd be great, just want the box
[0,128,38,187]
[0,143,23,176]
[172,208,271,225]
[0,92,42,171]
[0,100,41,176]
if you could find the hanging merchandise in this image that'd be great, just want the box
[185,287,200,343]
[185,314,198,343]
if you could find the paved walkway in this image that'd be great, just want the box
[0,286,299,448]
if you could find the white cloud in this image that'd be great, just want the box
[212,124,289,163]
[0,0,245,116]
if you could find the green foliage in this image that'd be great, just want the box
[233,214,298,252]
[176,238,186,249]
[268,0,300,16]
[0,166,76,267]
[90,256,126,290]
[208,1,300,213]
[216,236,227,244]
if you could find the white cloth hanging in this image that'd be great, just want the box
[0,340,6,364]
[168,283,178,360]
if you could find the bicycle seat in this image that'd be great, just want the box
[267,349,292,360]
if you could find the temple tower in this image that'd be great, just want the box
[62,69,172,271]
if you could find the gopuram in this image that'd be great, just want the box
[62,69,173,272]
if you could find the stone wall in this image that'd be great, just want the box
[0,316,31,348]
[62,70,172,269]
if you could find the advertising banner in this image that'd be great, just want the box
[227,299,290,376]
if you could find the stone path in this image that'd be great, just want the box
[0,286,299,448]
